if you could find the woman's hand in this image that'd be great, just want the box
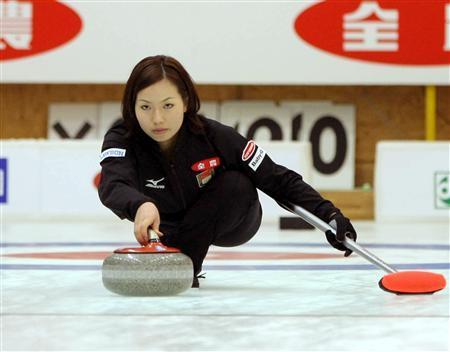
[325,212,357,257]
[134,202,164,245]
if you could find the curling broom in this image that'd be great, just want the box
[281,201,447,295]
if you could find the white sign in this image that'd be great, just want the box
[221,101,355,189]
[0,141,41,214]
[375,141,450,222]
[48,103,98,140]
[1,140,110,220]
[2,1,448,84]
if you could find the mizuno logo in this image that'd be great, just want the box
[145,177,165,189]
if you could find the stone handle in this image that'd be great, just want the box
[148,229,160,243]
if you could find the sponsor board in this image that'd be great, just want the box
[295,0,450,65]
[1,0,83,61]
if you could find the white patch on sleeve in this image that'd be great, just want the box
[99,148,126,163]
[248,147,266,171]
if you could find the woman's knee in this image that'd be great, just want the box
[212,199,262,247]
[212,171,262,247]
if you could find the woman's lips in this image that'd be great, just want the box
[152,129,168,135]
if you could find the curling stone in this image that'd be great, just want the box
[102,230,193,296]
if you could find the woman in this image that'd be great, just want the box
[98,55,357,288]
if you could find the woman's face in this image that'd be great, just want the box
[135,79,187,151]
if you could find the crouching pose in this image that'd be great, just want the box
[98,55,357,288]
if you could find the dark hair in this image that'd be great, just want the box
[122,55,204,136]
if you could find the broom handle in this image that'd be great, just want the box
[283,202,397,274]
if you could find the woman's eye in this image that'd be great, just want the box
[141,105,150,110]
[164,103,174,109]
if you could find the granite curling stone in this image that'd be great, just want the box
[102,230,193,296]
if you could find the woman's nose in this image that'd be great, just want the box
[152,109,164,124]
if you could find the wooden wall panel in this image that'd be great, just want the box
[437,86,450,140]
[321,190,374,220]
[1,84,449,189]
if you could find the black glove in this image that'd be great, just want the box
[325,212,357,257]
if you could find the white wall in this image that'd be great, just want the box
[0,140,312,223]
[375,141,450,222]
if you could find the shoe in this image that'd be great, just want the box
[191,276,200,288]
[191,273,206,288]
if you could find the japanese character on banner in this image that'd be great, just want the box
[0,0,33,50]
[343,1,399,52]
[445,3,450,51]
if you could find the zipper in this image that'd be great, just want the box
[170,162,187,210]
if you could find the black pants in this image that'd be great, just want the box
[160,170,262,275]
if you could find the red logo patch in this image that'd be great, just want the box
[191,157,221,172]
[294,0,450,65]
[1,0,83,61]
[196,168,215,188]
[242,140,256,161]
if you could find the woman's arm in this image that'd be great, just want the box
[98,121,155,222]
[206,119,357,255]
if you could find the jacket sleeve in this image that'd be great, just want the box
[207,120,337,221]
[98,122,155,221]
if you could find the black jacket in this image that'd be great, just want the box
[98,117,336,223]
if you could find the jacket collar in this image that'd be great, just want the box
[134,119,190,160]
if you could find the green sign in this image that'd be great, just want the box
[435,171,450,209]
